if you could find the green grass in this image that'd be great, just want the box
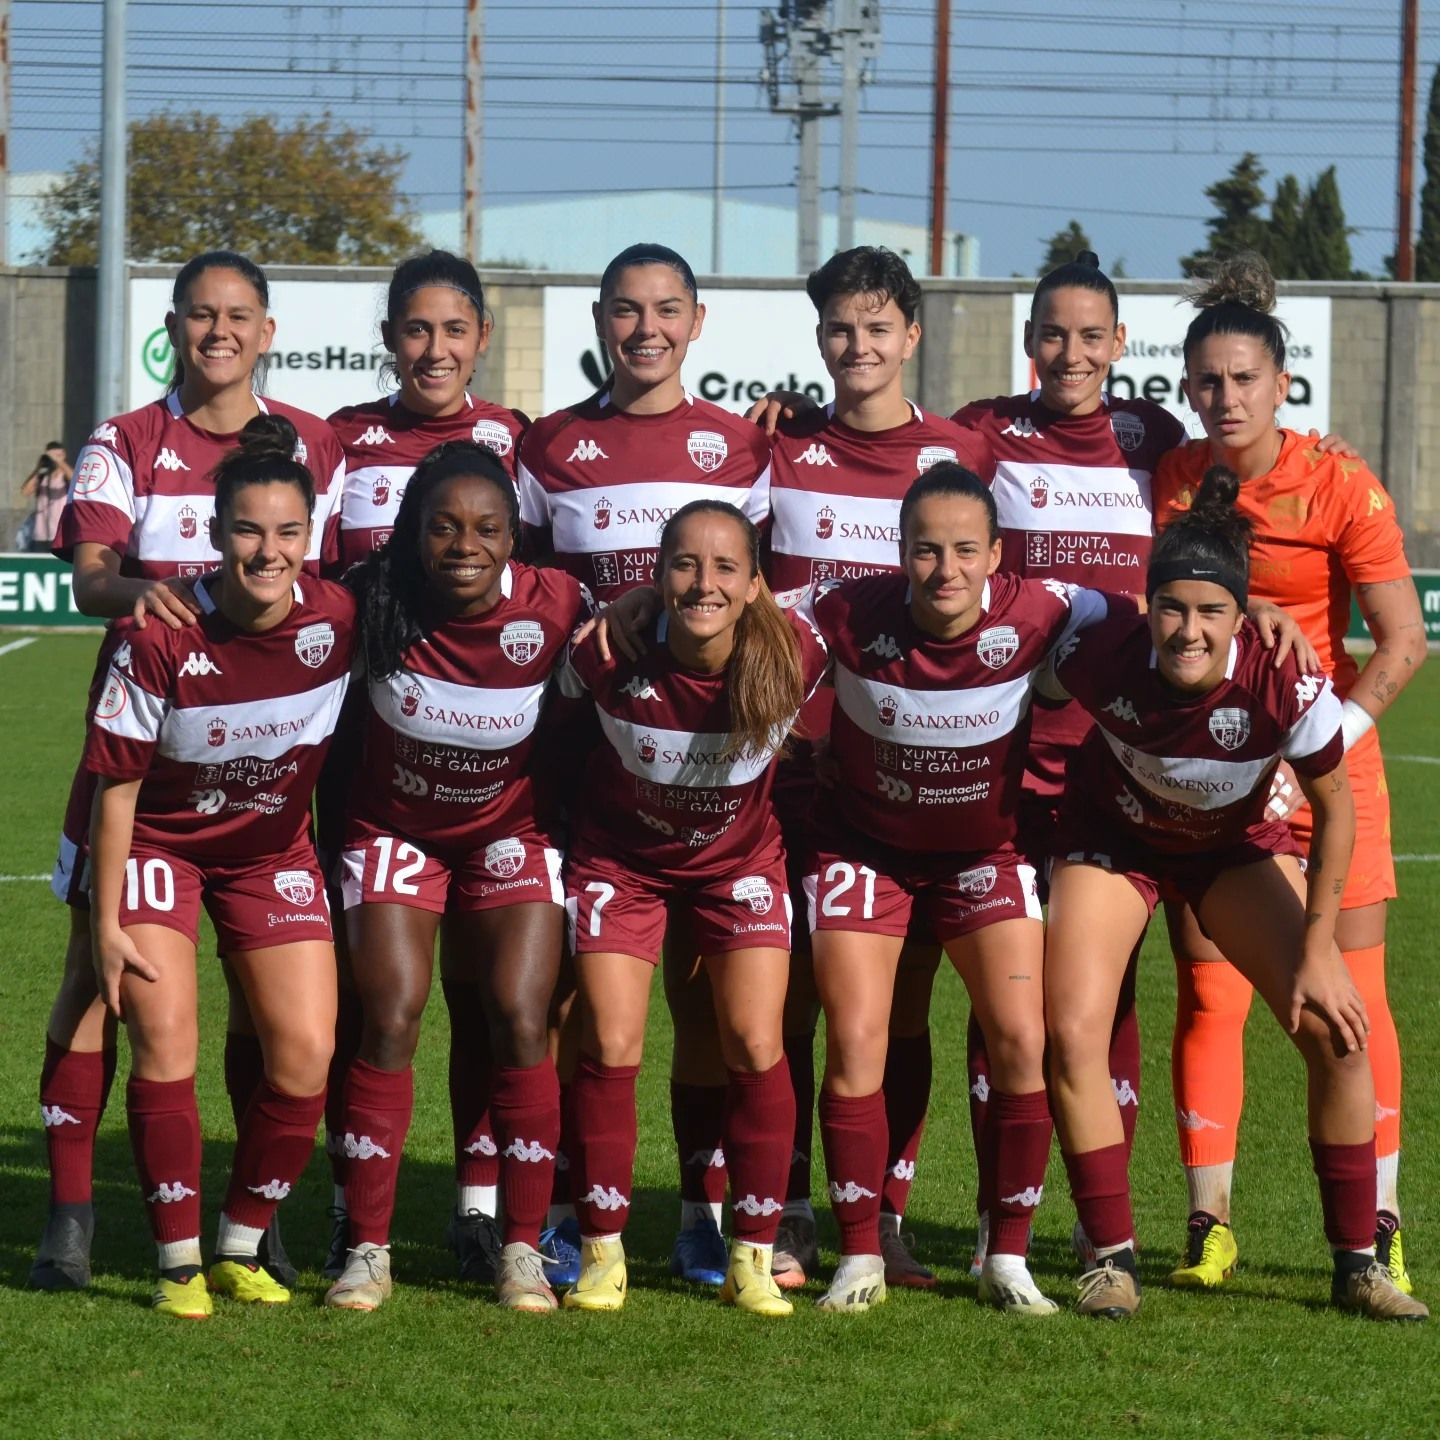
[1,634,1437,1439]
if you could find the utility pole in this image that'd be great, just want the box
[1396,0,1419,281]
[760,3,880,273]
[712,0,726,273]
[96,0,126,422]
[1,0,10,266]
[929,0,950,278]
[464,0,484,265]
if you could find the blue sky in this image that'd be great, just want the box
[11,0,1439,278]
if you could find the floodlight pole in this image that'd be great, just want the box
[96,0,127,422]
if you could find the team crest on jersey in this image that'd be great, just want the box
[295,622,335,669]
[73,450,113,496]
[732,875,774,915]
[273,870,316,905]
[916,445,958,473]
[484,838,526,879]
[1029,475,1050,508]
[95,676,128,721]
[178,504,199,540]
[1110,411,1145,452]
[401,682,421,718]
[878,694,899,727]
[593,496,612,529]
[976,625,1019,670]
[472,419,514,457]
[207,716,228,747]
[1208,708,1251,751]
[637,733,658,764]
[500,619,545,665]
[815,505,836,540]
[955,865,997,898]
[687,430,728,473]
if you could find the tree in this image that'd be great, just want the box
[1290,167,1353,280]
[37,112,424,266]
[1416,65,1440,281]
[1038,220,1094,274]
[1267,174,1303,278]
[1181,152,1271,274]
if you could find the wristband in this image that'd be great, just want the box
[1339,698,1375,753]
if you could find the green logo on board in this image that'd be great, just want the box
[142,327,175,386]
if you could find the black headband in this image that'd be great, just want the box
[1146,557,1247,611]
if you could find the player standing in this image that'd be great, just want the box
[517,244,772,1287]
[322,443,586,1313]
[31,252,344,1291]
[323,251,531,1286]
[1042,464,1426,1322]
[804,466,1106,1313]
[85,417,355,1316]
[1153,256,1427,1292]
[559,500,826,1315]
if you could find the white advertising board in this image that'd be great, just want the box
[1010,294,1332,436]
[126,278,392,416]
[542,286,830,415]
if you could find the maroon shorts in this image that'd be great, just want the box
[340,823,563,915]
[565,848,792,964]
[115,838,332,952]
[1053,820,1304,918]
[806,836,1041,942]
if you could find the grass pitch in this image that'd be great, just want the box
[0,633,1436,1439]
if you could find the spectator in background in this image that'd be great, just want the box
[20,443,72,551]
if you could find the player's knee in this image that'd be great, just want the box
[362,1007,422,1070]
[983,1015,1047,1087]
[265,1028,333,1095]
[586,1016,645,1069]
[492,1008,550,1069]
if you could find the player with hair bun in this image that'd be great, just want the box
[517,244,773,1289]
[1153,253,1427,1295]
[31,251,345,1294]
[558,500,827,1316]
[1042,464,1426,1322]
[323,250,531,1289]
[802,464,1111,1315]
[322,442,587,1314]
[85,416,357,1317]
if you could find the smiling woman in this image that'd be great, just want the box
[328,440,590,1314]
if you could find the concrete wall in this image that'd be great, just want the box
[5,267,1439,565]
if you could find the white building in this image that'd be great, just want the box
[421,190,978,278]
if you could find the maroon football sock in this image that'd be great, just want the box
[492,1060,561,1249]
[724,1060,795,1245]
[966,1011,992,1219]
[443,979,497,1192]
[222,1080,324,1233]
[1062,1141,1133,1253]
[987,1087,1053,1256]
[819,1087,886,1256]
[783,1029,816,1204]
[40,1039,116,1206]
[672,1080,729,1213]
[1310,1138,1377,1252]
[127,1075,202,1244]
[571,1056,639,1238]
[880,1029,931,1220]
[340,1061,413,1247]
[323,985,364,1188]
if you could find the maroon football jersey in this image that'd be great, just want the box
[345,562,588,851]
[952,392,1186,793]
[810,570,1105,853]
[328,393,529,569]
[560,607,828,877]
[84,576,357,861]
[516,391,771,603]
[55,393,346,579]
[1052,612,1343,852]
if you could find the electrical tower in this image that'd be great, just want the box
[759,1,881,273]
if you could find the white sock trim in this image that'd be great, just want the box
[458,1184,498,1218]
[215,1213,265,1259]
[158,1237,202,1270]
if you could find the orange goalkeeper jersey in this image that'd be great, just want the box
[1152,430,1412,699]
